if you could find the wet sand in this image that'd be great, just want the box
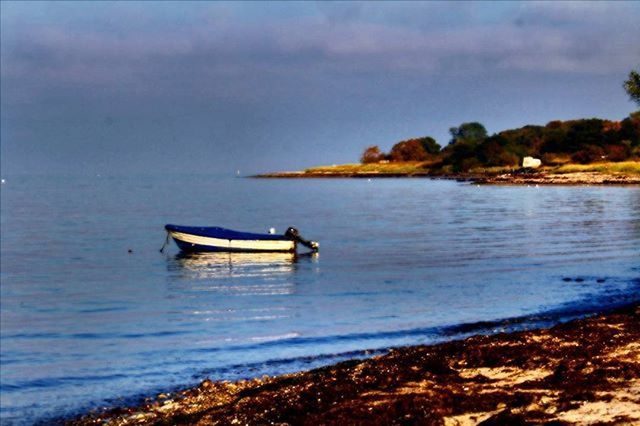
[69,304,639,425]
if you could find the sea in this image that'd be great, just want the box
[1,174,639,424]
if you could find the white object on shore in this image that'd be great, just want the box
[522,156,542,168]
[269,227,276,234]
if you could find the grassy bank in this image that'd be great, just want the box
[553,161,640,175]
[302,161,437,176]
[301,161,640,177]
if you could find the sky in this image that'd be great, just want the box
[1,1,639,175]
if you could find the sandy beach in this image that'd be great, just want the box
[69,304,640,425]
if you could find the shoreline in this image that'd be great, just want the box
[69,303,640,425]
[254,162,640,185]
[255,171,640,185]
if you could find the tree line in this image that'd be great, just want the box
[361,70,640,172]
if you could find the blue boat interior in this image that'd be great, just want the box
[165,224,290,241]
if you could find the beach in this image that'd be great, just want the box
[70,303,640,425]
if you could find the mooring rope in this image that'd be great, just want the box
[159,231,170,253]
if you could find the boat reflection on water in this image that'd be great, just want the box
[166,252,318,325]
[168,251,318,280]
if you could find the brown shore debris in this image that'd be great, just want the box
[472,171,640,186]
[68,304,640,425]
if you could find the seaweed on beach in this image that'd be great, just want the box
[68,304,640,425]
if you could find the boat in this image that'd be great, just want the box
[163,224,319,253]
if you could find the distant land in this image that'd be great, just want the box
[257,112,640,185]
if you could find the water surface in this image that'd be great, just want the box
[1,175,639,423]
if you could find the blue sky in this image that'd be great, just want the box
[1,1,639,175]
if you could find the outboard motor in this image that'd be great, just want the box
[285,227,319,252]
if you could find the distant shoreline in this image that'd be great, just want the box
[69,303,640,425]
[254,161,640,185]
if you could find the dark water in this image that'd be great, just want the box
[1,175,639,424]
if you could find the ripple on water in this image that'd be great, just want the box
[1,177,639,424]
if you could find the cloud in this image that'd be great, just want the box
[516,1,639,28]
[1,2,638,174]
[3,1,637,99]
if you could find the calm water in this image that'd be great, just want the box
[1,175,639,424]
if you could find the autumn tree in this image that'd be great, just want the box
[389,140,428,162]
[389,137,440,162]
[360,145,386,164]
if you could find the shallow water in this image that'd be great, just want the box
[1,175,639,424]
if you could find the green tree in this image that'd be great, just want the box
[619,111,640,148]
[417,136,441,155]
[624,70,640,106]
[448,122,488,145]
[566,119,605,151]
[443,122,488,171]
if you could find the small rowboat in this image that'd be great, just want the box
[164,224,319,253]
